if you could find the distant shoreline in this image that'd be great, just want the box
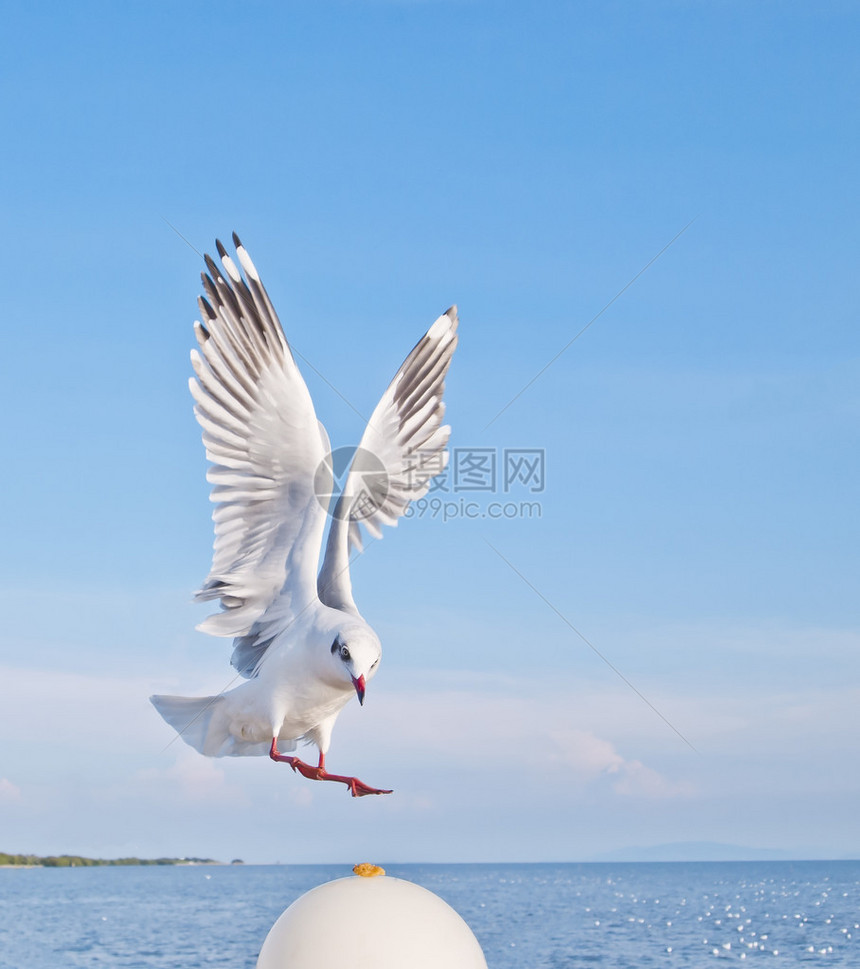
[3,855,856,869]
[0,852,225,868]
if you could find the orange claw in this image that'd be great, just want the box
[269,739,392,797]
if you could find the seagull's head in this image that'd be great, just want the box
[330,628,381,705]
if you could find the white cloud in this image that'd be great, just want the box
[286,785,315,808]
[544,727,693,798]
[2,657,858,861]
[546,727,624,775]
[0,777,22,803]
[335,671,693,800]
[132,750,251,807]
[0,664,231,754]
[610,760,696,799]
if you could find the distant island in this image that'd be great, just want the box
[0,852,218,868]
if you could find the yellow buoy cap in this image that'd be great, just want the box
[353,862,386,877]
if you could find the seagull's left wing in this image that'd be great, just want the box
[317,307,459,613]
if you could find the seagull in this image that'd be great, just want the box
[151,234,457,797]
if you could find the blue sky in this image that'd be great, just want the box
[1,0,857,863]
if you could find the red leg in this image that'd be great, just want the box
[269,739,392,797]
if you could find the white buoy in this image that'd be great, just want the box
[256,863,488,968]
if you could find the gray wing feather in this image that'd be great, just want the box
[317,307,458,612]
[190,234,329,640]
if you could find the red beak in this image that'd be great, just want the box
[352,674,366,706]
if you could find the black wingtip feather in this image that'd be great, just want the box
[200,272,218,304]
[232,230,242,248]
[215,238,228,258]
[204,253,221,279]
[198,295,217,321]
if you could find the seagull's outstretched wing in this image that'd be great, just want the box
[190,234,329,638]
[317,307,458,613]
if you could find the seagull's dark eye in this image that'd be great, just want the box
[329,636,351,662]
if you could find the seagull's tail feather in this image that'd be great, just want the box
[150,693,270,757]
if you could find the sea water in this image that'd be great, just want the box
[0,861,857,967]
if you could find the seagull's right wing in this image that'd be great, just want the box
[190,234,329,639]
